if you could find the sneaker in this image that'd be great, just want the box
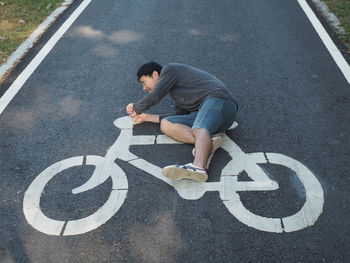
[192,136,223,157]
[162,163,208,182]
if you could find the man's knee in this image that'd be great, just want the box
[192,127,210,137]
[160,119,172,134]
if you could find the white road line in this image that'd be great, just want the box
[0,0,93,115]
[298,0,350,85]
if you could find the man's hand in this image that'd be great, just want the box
[131,113,160,124]
[132,113,147,124]
[126,103,136,116]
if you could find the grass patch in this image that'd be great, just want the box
[323,0,350,52]
[0,0,64,65]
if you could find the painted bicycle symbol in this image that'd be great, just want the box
[23,116,324,236]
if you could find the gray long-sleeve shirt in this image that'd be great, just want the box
[133,63,238,115]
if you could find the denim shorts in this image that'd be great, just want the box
[163,97,237,134]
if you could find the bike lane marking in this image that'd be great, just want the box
[0,0,94,115]
[23,117,324,235]
[298,0,350,85]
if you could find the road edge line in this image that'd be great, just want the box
[0,0,93,115]
[298,0,350,85]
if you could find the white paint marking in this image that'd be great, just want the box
[24,154,128,236]
[113,130,138,161]
[128,158,166,182]
[23,156,83,235]
[220,147,324,232]
[298,0,350,85]
[72,155,128,194]
[131,135,156,145]
[113,116,133,129]
[63,190,127,236]
[221,175,237,201]
[0,0,93,115]
[171,179,209,200]
[222,196,283,233]
[228,121,238,130]
[266,153,324,232]
[156,135,182,144]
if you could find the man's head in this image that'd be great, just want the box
[137,62,162,92]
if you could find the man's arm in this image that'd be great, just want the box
[133,65,179,114]
[125,104,159,123]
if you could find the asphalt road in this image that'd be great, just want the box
[0,0,350,262]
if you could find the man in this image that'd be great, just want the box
[126,62,238,182]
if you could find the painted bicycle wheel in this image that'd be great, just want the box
[23,155,128,236]
[220,152,324,233]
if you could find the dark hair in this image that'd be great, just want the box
[137,62,162,81]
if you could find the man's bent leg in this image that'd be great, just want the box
[192,128,212,169]
[191,98,237,169]
[162,98,237,182]
[160,119,195,144]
